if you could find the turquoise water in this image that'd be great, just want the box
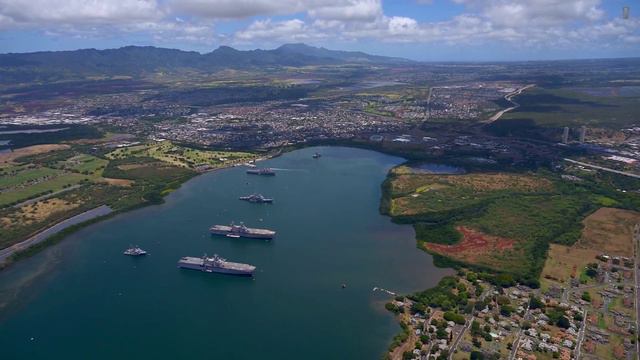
[0,146,451,359]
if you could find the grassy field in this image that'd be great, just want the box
[575,207,639,256]
[386,170,554,219]
[0,173,89,207]
[0,144,70,164]
[59,154,108,176]
[0,184,141,249]
[106,140,255,169]
[540,206,639,289]
[540,244,599,287]
[0,166,61,188]
[0,139,256,252]
[502,87,640,129]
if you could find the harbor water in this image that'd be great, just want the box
[0,146,452,359]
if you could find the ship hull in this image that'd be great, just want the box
[210,229,274,239]
[239,198,273,203]
[177,262,254,276]
[246,170,275,176]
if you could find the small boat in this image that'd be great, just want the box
[312,152,322,159]
[124,246,147,256]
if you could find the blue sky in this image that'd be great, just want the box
[0,0,638,61]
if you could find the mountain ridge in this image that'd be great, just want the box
[0,43,411,83]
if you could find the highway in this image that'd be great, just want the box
[483,84,535,124]
[563,158,640,179]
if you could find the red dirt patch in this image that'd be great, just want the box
[425,226,515,262]
[613,344,624,358]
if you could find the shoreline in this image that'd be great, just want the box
[0,205,114,268]
[0,146,285,270]
[0,141,458,272]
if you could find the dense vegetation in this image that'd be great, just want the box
[0,125,101,149]
[151,85,310,107]
[381,165,640,286]
[102,156,196,203]
[502,87,640,129]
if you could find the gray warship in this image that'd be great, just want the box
[123,246,147,256]
[239,193,273,203]
[246,168,275,176]
[177,254,255,276]
[210,222,276,239]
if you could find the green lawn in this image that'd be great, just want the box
[0,173,89,207]
[59,154,108,176]
[0,167,62,189]
[106,141,255,169]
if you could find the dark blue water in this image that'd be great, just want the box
[0,146,451,359]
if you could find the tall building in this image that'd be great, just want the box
[579,126,587,143]
[562,127,569,144]
[623,6,630,19]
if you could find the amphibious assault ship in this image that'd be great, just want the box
[239,193,273,203]
[177,254,255,276]
[210,222,276,239]
[246,168,275,176]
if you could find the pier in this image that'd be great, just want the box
[372,287,396,296]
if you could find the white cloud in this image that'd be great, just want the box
[0,0,219,44]
[170,0,302,19]
[479,0,604,28]
[308,0,382,21]
[0,0,637,55]
[235,18,329,42]
[169,0,381,20]
[228,0,639,50]
[0,0,163,25]
[387,16,419,36]
[0,12,15,29]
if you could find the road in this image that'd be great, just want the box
[10,184,82,209]
[483,84,535,124]
[0,205,113,264]
[564,158,640,179]
[448,317,473,360]
[575,310,587,359]
[508,301,532,360]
